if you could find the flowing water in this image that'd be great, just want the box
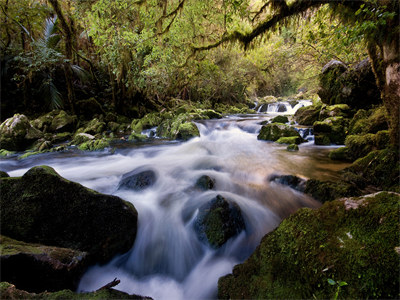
[0,101,350,299]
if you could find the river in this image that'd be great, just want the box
[0,101,350,299]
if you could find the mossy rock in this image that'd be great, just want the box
[286,144,299,152]
[78,138,110,151]
[194,195,245,248]
[0,114,43,151]
[0,282,152,299]
[257,124,301,142]
[77,118,106,135]
[218,191,400,299]
[270,115,289,124]
[0,149,16,157]
[319,104,352,119]
[0,235,88,293]
[0,171,10,177]
[349,106,388,135]
[176,122,200,141]
[342,148,399,192]
[268,174,305,191]
[52,132,72,144]
[71,133,95,145]
[304,179,360,202]
[328,147,351,161]
[75,97,105,119]
[294,105,321,126]
[195,175,215,190]
[343,131,390,161]
[131,113,162,134]
[31,110,76,134]
[0,166,138,263]
[129,132,148,141]
[276,136,304,145]
[313,116,349,145]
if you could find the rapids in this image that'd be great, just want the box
[0,102,350,299]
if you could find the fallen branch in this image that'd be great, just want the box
[97,278,120,290]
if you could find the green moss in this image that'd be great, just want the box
[294,105,322,126]
[129,132,148,141]
[329,147,351,161]
[344,131,390,161]
[304,179,360,202]
[286,144,299,151]
[219,192,400,299]
[177,122,200,140]
[349,106,388,135]
[0,149,16,157]
[78,138,110,151]
[271,116,289,124]
[258,124,301,141]
[276,136,303,145]
[313,116,349,145]
[131,113,162,134]
[18,151,43,160]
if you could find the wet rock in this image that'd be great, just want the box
[0,166,138,263]
[0,114,43,151]
[194,195,245,248]
[0,282,153,299]
[270,115,289,124]
[257,123,301,142]
[318,59,380,108]
[31,110,77,134]
[286,144,299,151]
[268,174,306,192]
[218,191,399,299]
[195,175,215,190]
[319,104,352,119]
[0,235,88,293]
[77,118,106,135]
[294,105,321,125]
[304,179,360,202]
[176,122,200,141]
[131,113,162,134]
[313,116,349,145]
[276,136,304,145]
[72,132,95,145]
[77,138,110,151]
[328,147,351,161]
[118,168,157,191]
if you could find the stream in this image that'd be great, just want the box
[0,100,350,299]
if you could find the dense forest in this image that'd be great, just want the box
[0,0,399,299]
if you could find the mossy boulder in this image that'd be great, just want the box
[294,105,321,126]
[270,115,289,124]
[286,144,299,151]
[0,166,138,263]
[31,110,77,134]
[0,282,152,299]
[349,106,388,135]
[131,113,162,134]
[304,179,360,202]
[176,122,200,140]
[313,116,349,145]
[342,148,399,192]
[0,149,16,157]
[194,195,245,248]
[319,104,352,119]
[328,146,351,161]
[318,59,381,108]
[0,114,43,151]
[268,174,306,192]
[0,235,88,293]
[129,132,148,141]
[276,136,304,145]
[218,192,400,299]
[257,124,301,142]
[75,97,105,119]
[195,175,215,191]
[77,118,106,135]
[78,138,110,151]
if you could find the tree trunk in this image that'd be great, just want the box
[381,38,400,147]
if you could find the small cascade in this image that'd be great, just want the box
[141,127,158,138]
[256,99,313,115]
[266,102,291,113]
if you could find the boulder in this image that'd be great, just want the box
[294,105,321,125]
[318,59,380,108]
[257,123,301,142]
[270,115,289,124]
[268,174,306,192]
[313,116,349,145]
[0,166,138,263]
[78,138,110,151]
[0,282,152,299]
[348,106,388,135]
[218,192,400,299]
[118,168,157,191]
[286,144,299,151]
[176,122,200,141]
[31,110,77,133]
[319,104,352,119]
[304,179,360,202]
[77,118,106,135]
[0,235,88,293]
[328,147,351,161]
[195,175,215,190]
[276,136,304,145]
[75,97,105,119]
[131,113,162,134]
[193,195,245,248]
[0,114,43,151]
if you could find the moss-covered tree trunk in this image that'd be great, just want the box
[368,37,399,148]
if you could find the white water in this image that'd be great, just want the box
[257,99,312,114]
[0,103,350,300]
